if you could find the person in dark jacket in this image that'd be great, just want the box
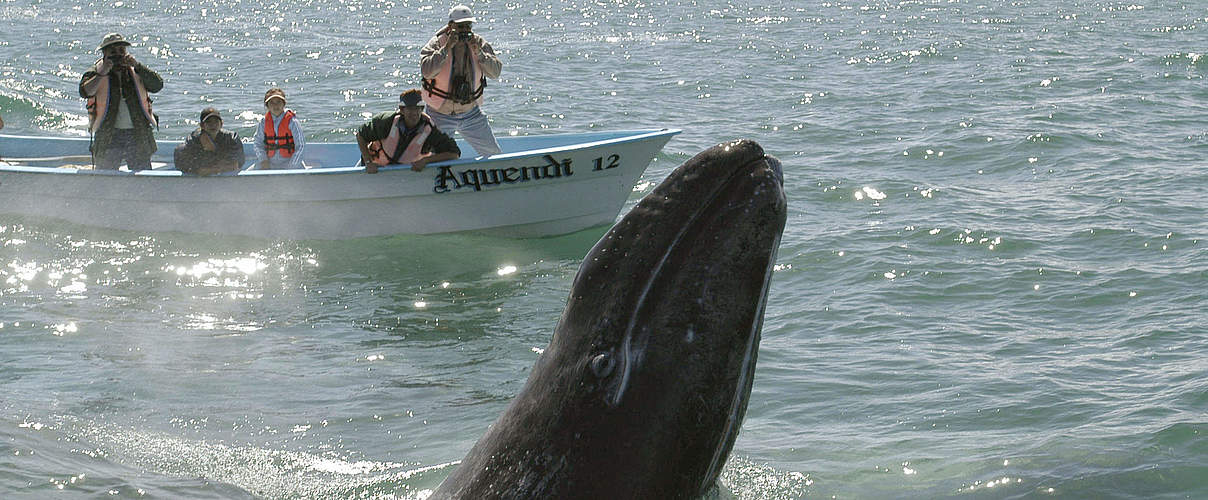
[174,108,245,175]
[356,89,461,173]
[79,33,163,171]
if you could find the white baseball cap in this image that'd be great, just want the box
[448,4,476,23]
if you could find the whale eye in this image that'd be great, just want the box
[590,352,615,378]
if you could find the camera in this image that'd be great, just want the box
[457,31,473,42]
[451,75,473,103]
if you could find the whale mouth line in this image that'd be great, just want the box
[703,227,781,492]
[609,154,779,408]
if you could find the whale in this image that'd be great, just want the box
[432,139,787,499]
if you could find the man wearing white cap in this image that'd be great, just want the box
[79,33,163,170]
[420,4,503,157]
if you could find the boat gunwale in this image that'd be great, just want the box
[0,128,682,178]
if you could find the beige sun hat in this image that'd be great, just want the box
[97,33,132,51]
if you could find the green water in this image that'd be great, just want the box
[2,0,1206,498]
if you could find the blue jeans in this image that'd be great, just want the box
[426,106,502,157]
[96,129,152,171]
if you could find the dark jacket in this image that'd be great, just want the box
[78,62,164,158]
[174,129,245,174]
[357,111,461,161]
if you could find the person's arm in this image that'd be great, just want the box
[80,59,111,97]
[0,114,5,130]
[253,117,268,167]
[224,132,245,171]
[235,133,247,170]
[175,133,203,174]
[427,129,462,157]
[193,133,242,175]
[410,151,459,172]
[356,134,380,173]
[189,132,233,175]
[196,133,224,174]
[356,114,391,172]
[420,32,450,79]
[411,130,461,171]
[356,121,378,172]
[475,37,502,79]
[288,118,306,169]
[131,60,163,93]
[80,73,101,98]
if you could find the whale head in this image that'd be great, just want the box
[434,139,787,499]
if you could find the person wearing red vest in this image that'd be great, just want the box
[79,33,163,171]
[420,5,503,157]
[253,88,307,169]
[356,90,461,174]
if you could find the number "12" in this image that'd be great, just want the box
[592,154,620,171]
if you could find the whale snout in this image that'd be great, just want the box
[764,154,784,186]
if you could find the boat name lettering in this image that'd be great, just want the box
[433,154,574,194]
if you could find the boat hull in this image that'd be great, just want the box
[0,129,679,239]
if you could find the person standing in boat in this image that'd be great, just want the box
[174,108,244,175]
[420,4,503,157]
[253,88,306,169]
[78,33,163,171]
[356,89,461,174]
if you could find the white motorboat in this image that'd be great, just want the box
[0,129,680,239]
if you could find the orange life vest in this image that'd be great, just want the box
[368,114,433,165]
[263,110,296,158]
[422,42,485,110]
[86,63,156,134]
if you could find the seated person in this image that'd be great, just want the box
[175,107,244,175]
[253,88,306,169]
[356,89,460,174]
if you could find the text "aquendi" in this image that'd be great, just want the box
[433,154,573,194]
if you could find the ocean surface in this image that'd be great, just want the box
[2,0,1206,498]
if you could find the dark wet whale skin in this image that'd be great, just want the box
[433,140,788,500]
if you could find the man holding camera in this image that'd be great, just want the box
[79,33,163,171]
[420,4,503,157]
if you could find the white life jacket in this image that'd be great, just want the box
[422,42,485,110]
[86,63,156,134]
[368,114,433,165]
